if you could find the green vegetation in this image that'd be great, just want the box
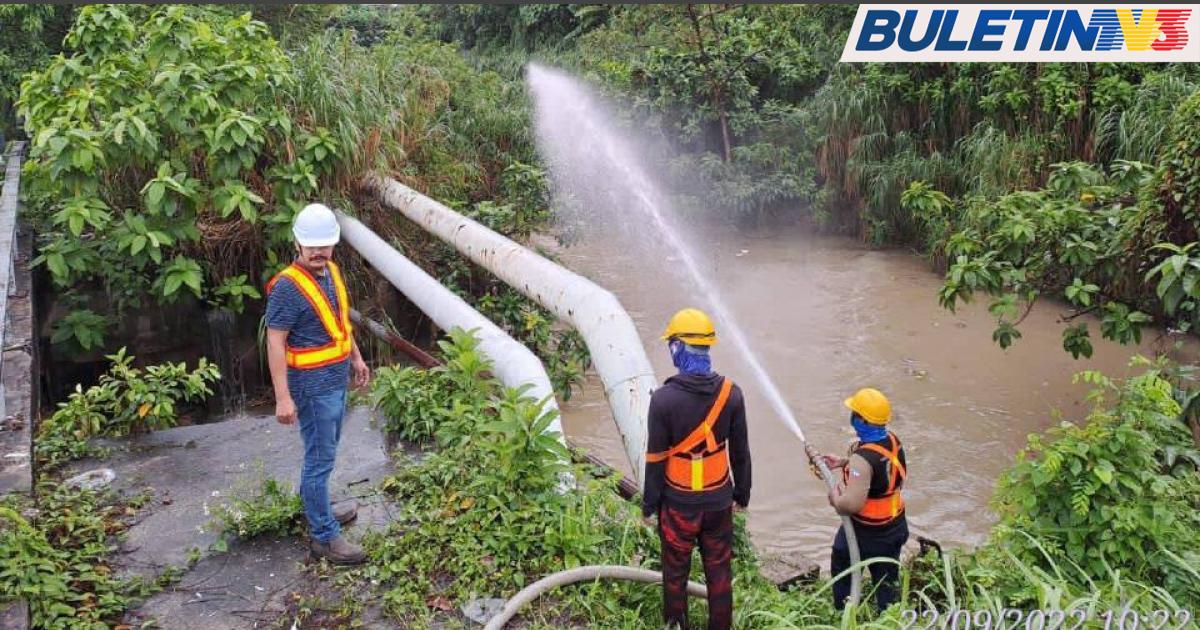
[6,5,1200,628]
[351,330,1200,628]
[0,485,175,629]
[992,361,1200,605]
[429,5,1200,360]
[207,476,303,543]
[18,4,586,394]
[0,6,73,140]
[907,87,1200,358]
[19,5,301,345]
[10,329,1197,629]
[35,348,220,470]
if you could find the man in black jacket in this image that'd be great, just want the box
[643,308,751,630]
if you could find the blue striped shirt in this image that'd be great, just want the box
[265,270,350,398]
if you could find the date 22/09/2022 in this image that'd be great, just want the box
[900,608,1194,630]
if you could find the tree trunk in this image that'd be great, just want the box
[686,4,734,163]
[717,92,733,163]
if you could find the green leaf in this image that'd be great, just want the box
[46,253,68,280]
[163,275,182,297]
[146,182,165,208]
[68,213,85,236]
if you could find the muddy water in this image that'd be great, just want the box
[556,225,1184,562]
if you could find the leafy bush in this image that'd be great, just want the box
[352,329,658,625]
[36,347,220,469]
[916,159,1157,358]
[992,361,1200,607]
[207,476,303,542]
[349,329,1200,626]
[372,328,498,446]
[370,365,456,443]
[474,288,590,400]
[0,485,163,629]
[20,5,310,327]
[0,5,73,137]
[47,307,109,354]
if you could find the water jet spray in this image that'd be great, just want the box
[526,62,864,608]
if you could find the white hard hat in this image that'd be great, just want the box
[292,203,340,247]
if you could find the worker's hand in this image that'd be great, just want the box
[732,503,745,514]
[821,455,848,470]
[642,515,657,529]
[275,395,297,426]
[352,358,370,389]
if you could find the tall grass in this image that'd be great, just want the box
[287,30,534,205]
[1096,72,1198,164]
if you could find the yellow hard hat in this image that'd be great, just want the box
[661,308,717,346]
[844,388,891,424]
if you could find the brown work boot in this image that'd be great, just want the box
[333,500,358,525]
[310,536,366,565]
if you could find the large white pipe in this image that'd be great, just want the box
[335,213,565,441]
[363,173,658,489]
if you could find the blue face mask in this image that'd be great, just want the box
[851,413,888,443]
[669,340,712,375]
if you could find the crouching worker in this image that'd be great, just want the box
[809,387,908,611]
[643,308,752,630]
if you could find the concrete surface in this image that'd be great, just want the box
[61,405,396,628]
[0,599,29,630]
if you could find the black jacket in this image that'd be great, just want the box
[642,372,751,517]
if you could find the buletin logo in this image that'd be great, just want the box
[840,5,1199,62]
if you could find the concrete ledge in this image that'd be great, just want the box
[0,142,31,496]
[0,599,30,630]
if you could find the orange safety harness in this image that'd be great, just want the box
[646,378,734,492]
[266,261,353,369]
[846,432,907,526]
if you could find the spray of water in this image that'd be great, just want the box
[526,63,809,444]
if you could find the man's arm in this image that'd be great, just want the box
[828,454,871,515]
[264,278,300,425]
[267,328,296,425]
[729,389,751,509]
[349,336,370,388]
[642,394,669,519]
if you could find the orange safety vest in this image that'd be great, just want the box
[846,432,907,526]
[646,378,734,493]
[266,261,353,370]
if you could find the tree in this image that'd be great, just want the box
[0,5,74,139]
[18,6,327,350]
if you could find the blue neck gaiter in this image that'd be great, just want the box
[851,414,888,443]
[670,340,712,375]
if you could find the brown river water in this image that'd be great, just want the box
[554,225,1185,562]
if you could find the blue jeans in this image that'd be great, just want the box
[297,388,346,543]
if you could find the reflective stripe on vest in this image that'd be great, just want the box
[646,378,734,492]
[849,432,907,526]
[266,261,353,370]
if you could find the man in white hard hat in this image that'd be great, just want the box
[265,203,370,564]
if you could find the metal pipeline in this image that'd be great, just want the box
[335,212,567,443]
[363,173,658,490]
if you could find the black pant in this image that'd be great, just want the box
[659,504,734,630]
[831,518,908,611]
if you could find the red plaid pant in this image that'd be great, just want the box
[659,504,734,630]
